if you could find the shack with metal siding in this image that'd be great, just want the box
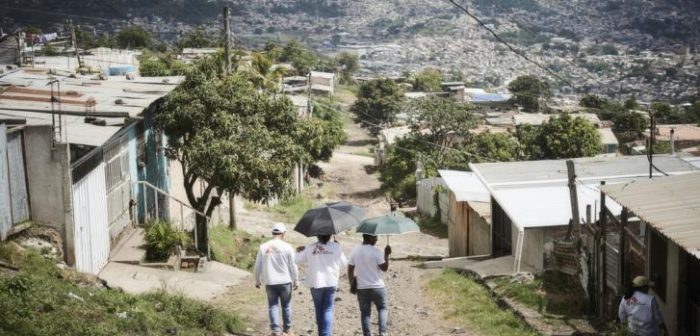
[600,173,700,335]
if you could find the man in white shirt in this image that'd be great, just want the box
[348,234,391,336]
[295,235,348,336]
[618,275,667,336]
[254,223,298,336]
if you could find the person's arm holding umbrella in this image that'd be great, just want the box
[380,245,391,271]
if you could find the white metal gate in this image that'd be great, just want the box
[72,163,110,274]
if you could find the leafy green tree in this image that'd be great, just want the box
[612,111,647,143]
[624,95,639,110]
[380,97,478,201]
[406,96,478,160]
[176,26,218,50]
[471,132,520,162]
[579,94,607,109]
[534,114,602,159]
[155,58,332,249]
[263,41,282,62]
[508,75,551,112]
[412,68,443,92]
[380,134,471,202]
[247,52,287,91]
[514,124,543,160]
[335,52,359,84]
[279,40,317,75]
[42,44,59,56]
[683,101,700,124]
[651,101,679,124]
[115,26,152,49]
[74,27,100,49]
[350,78,404,132]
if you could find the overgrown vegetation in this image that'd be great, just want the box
[491,271,586,317]
[426,269,538,336]
[0,243,244,336]
[209,226,264,271]
[415,215,448,238]
[270,195,315,225]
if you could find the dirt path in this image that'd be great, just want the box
[214,109,469,335]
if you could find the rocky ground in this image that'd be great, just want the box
[213,111,473,336]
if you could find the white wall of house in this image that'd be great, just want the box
[72,163,110,274]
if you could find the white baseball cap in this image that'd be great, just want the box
[272,223,287,234]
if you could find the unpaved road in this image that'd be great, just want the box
[214,111,471,336]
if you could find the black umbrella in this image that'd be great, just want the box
[294,201,366,237]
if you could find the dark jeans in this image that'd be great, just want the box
[357,287,388,336]
[310,286,337,336]
[266,283,292,334]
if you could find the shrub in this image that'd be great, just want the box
[144,221,191,261]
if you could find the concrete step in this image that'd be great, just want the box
[110,227,146,264]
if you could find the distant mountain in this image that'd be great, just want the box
[3,0,699,49]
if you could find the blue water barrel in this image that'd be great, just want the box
[108,65,137,76]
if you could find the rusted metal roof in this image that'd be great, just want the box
[600,173,700,259]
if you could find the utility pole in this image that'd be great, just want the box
[223,6,231,75]
[69,20,83,69]
[566,159,580,241]
[648,109,655,179]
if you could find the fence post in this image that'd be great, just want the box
[155,189,159,220]
[142,183,148,222]
[179,202,184,232]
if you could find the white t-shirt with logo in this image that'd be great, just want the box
[254,239,298,286]
[295,241,348,289]
[349,244,386,289]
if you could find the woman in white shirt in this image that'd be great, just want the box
[295,235,348,336]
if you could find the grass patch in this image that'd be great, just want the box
[426,269,538,336]
[0,243,245,336]
[336,84,358,105]
[269,195,315,224]
[416,215,448,239]
[492,271,586,317]
[209,226,264,271]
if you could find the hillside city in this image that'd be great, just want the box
[1,1,700,336]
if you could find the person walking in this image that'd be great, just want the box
[295,235,348,336]
[254,223,298,336]
[348,234,392,336]
[618,275,667,336]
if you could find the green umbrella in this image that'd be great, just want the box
[356,214,420,242]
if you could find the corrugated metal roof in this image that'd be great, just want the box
[470,155,699,187]
[438,169,490,203]
[494,185,622,229]
[0,69,182,147]
[600,173,700,259]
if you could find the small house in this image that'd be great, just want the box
[469,155,699,273]
[310,71,335,96]
[438,170,491,257]
[0,67,182,274]
[598,173,700,335]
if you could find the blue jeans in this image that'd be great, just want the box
[357,287,388,336]
[266,283,292,334]
[310,287,336,336]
